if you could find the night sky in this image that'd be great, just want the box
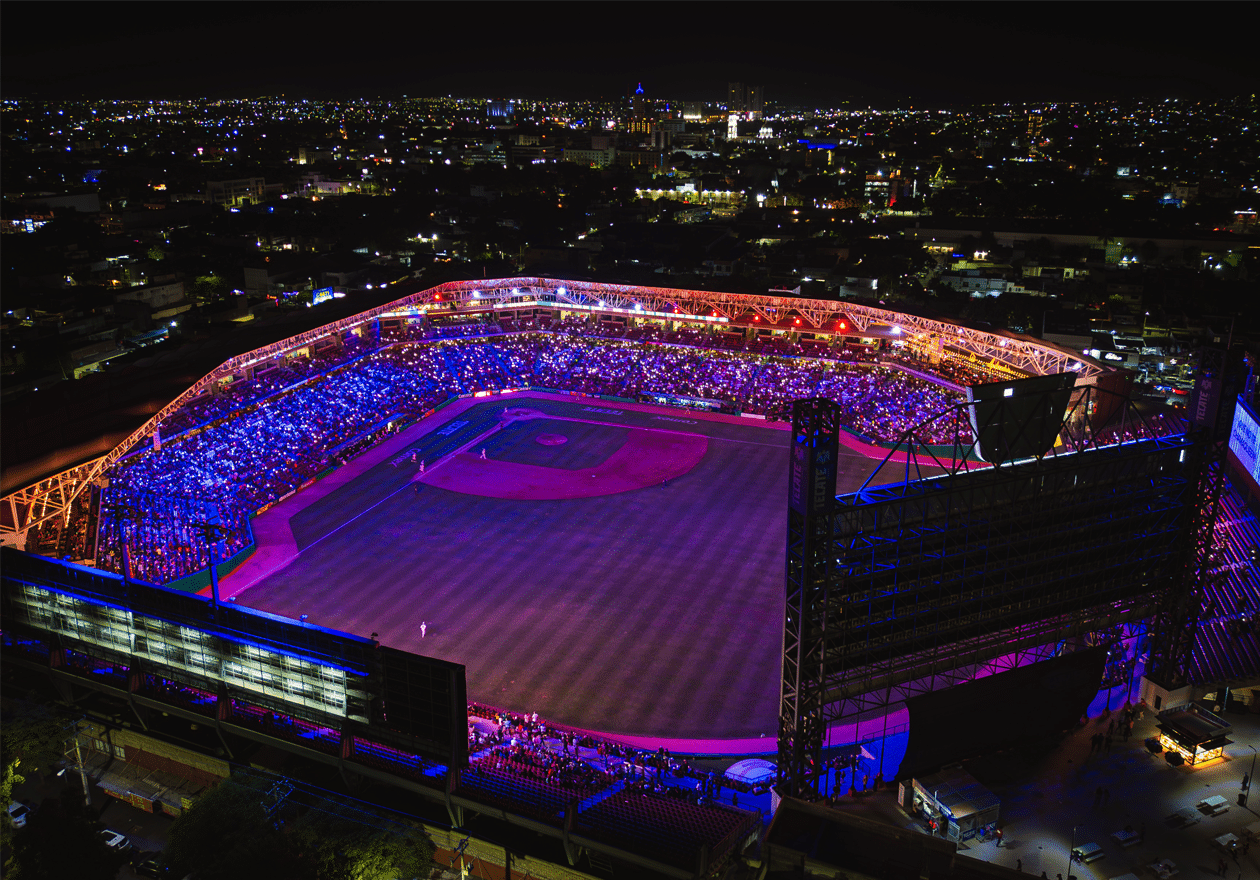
[4,3,1258,105]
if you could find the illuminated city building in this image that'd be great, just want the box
[628,82,651,133]
[486,99,514,124]
[726,83,763,119]
[207,177,268,208]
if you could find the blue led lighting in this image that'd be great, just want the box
[13,580,369,676]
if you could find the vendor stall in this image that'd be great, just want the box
[910,766,1000,842]
[1156,702,1233,766]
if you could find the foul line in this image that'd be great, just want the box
[539,413,789,448]
[302,420,506,554]
[300,476,417,554]
[707,437,791,448]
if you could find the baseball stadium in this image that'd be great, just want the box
[6,278,1255,877]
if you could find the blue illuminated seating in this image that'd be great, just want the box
[98,328,1077,585]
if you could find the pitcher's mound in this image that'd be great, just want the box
[423,428,708,500]
[536,434,569,446]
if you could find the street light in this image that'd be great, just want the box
[1247,744,1256,794]
[1067,825,1080,880]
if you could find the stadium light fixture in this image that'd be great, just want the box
[472,290,480,298]
[557,287,566,295]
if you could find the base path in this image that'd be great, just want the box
[422,425,707,500]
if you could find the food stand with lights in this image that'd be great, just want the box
[1155,702,1232,766]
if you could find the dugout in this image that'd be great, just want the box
[907,766,1000,842]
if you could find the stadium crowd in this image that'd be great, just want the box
[92,324,1176,584]
[466,704,779,805]
[96,491,254,585]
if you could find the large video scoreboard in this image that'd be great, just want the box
[1227,394,1260,514]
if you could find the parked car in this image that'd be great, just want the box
[134,852,173,878]
[99,828,133,853]
[7,801,31,828]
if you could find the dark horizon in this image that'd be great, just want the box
[4,3,1258,106]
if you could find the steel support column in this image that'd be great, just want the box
[778,399,840,800]
[1147,349,1229,690]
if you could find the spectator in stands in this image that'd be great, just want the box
[101,325,1173,583]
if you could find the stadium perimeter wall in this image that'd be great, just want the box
[164,537,257,594]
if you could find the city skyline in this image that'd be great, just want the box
[4,3,1259,105]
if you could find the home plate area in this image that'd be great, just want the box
[420,408,708,500]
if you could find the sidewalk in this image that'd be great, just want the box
[828,705,1260,880]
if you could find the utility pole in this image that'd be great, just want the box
[61,717,92,807]
[261,779,294,828]
[74,731,91,806]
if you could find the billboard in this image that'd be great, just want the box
[378,647,468,768]
[789,430,838,516]
[965,372,1076,464]
[1187,349,1235,437]
[1190,369,1224,431]
[1227,396,1260,510]
[312,287,335,306]
[824,435,1192,720]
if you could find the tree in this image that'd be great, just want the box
[1060,244,1087,264]
[288,798,434,880]
[165,776,435,880]
[191,274,228,304]
[164,776,295,880]
[3,788,127,880]
[1025,237,1056,262]
[2,702,74,837]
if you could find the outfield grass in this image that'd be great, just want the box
[240,396,892,739]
